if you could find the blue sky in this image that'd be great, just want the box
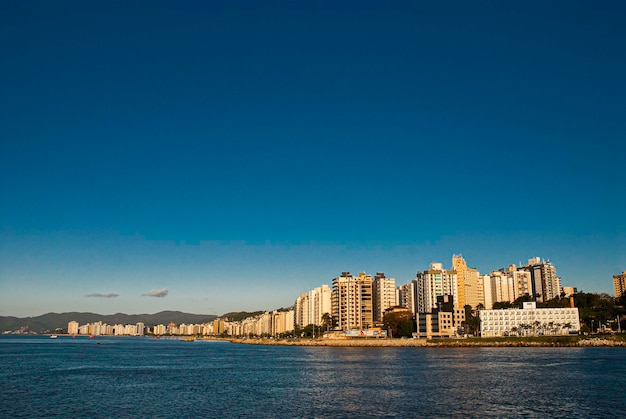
[1,1,624,317]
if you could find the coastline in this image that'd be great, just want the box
[230,335,626,348]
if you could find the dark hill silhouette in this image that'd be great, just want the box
[0,311,218,333]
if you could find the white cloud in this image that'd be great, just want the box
[85,293,119,298]
[142,288,169,298]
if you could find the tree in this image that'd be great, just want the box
[321,312,336,331]
[383,311,415,338]
[563,322,573,335]
[492,301,516,309]
[464,305,480,336]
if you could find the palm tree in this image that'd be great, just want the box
[533,321,541,336]
[563,322,573,335]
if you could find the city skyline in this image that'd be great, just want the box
[1,2,624,317]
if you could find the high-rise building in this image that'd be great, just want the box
[521,257,561,302]
[464,268,484,309]
[372,272,396,322]
[67,321,79,335]
[396,281,417,314]
[332,271,373,331]
[452,255,467,308]
[295,293,310,328]
[452,254,483,309]
[487,270,516,305]
[294,285,332,328]
[506,264,533,299]
[213,319,224,335]
[270,309,295,336]
[614,271,626,298]
[415,263,458,314]
[309,285,332,326]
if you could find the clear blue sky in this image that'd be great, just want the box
[1,1,624,317]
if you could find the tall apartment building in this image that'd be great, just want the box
[452,254,483,309]
[332,271,373,331]
[521,257,561,302]
[295,285,332,328]
[464,268,484,309]
[415,263,458,314]
[482,275,494,310]
[269,309,295,336]
[67,321,79,335]
[452,255,468,308]
[295,293,310,328]
[488,271,516,305]
[614,271,626,298]
[396,281,417,314]
[372,272,397,322]
[505,264,533,299]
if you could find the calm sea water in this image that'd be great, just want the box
[1,335,625,418]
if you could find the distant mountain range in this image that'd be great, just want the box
[0,311,219,333]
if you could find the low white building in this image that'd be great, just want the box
[480,302,580,337]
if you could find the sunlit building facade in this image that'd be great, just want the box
[332,271,373,331]
[614,271,626,298]
[415,263,458,314]
[480,302,580,337]
[372,272,397,322]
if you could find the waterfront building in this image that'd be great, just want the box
[213,319,225,335]
[413,294,462,339]
[415,311,455,339]
[415,263,458,314]
[295,293,310,328]
[224,321,238,336]
[270,309,295,336]
[372,272,397,323]
[614,271,626,298]
[295,285,332,328]
[479,302,580,337]
[332,271,374,331]
[113,324,125,335]
[309,285,332,326]
[67,321,79,335]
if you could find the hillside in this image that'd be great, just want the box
[0,311,218,333]
[220,311,265,322]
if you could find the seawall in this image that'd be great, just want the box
[230,336,626,348]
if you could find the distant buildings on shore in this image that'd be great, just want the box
[63,256,623,339]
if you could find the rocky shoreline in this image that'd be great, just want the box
[230,336,626,348]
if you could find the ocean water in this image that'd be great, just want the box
[1,336,625,418]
